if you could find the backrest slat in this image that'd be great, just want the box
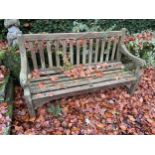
[116,37,121,61]
[29,42,38,69]
[105,39,111,62]
[47,41,53,68]
[95,39,99,63]
[116,28,126,61]
[69,40,74,65]
[89,39,93,64]
[55,41,60,67]
[38,42,46,69]
[76,40,80,65]
[111,39,118,61]
[19,30,124,72]
[82,40,87,64]
[100,38,106,63]
[63,40,67,58]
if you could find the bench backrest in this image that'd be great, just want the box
[18,29,126,72]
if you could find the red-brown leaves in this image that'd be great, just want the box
[151,128,155,134]
[31,69,40,79]
[124,31,152,45]
[128,115,136,122]
[63,63,108,79]
[0,102,11,135]
[37,107,47,116]
[11,68,155,135]
[104,111,113,118]
[0,41,7,50]
[0,73,4,81]
[101,63,109,69]
[96,123,105,129]
[95,71,104,78]
[29,116,36,122]
[0,65,9,82]
[50,76,58,82]
[38,82,45,89]
[50,76,59,86]
[35,93,44,98]
[120,123,127,131]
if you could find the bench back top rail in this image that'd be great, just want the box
[18,29,126,72]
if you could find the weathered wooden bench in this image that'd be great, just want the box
[17,28,146,116]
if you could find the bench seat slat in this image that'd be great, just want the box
[32,75,136,108]
[30,62,123,82]
[30,69,125,88]
[30,71,134,94]
[30,69,126,90]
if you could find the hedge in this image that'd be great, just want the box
[1,19,155,39]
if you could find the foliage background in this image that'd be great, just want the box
[1,19,155,79]
[1,19,155,39]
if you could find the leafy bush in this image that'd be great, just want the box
[143,51,155,67]
[20,19,155,34]
[1,19,155,39]
[125,31,155,67]
[0,20,155,83]
[0,20,7,40]
[3,48,20,80]
[0,41,7,63]
[48,103,62,117]
[72,20,117,32]
[0,42,20,80]
[72,20,103,32]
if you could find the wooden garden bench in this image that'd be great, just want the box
[17,28,146,116]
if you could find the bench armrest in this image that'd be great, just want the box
[18,34,28,87]
[120,44,146,67]
[20,72,28,87]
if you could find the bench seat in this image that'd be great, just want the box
[28,62,136,109]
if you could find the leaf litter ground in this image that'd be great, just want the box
[11,68,155,135]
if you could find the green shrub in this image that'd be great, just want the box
[0,20,155,83]
[143,51,155,67]
[20,19,155,34]
[48,103,62,117]
[125,31,155,67]
[0,19,7,40]
[2,47,20,80]
[1,19,155,39]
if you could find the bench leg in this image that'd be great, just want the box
[128,73,142,95]
[25,96,36,117]
[128,67,143,95]
[24,87,36,117]
[128,81,138,95]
